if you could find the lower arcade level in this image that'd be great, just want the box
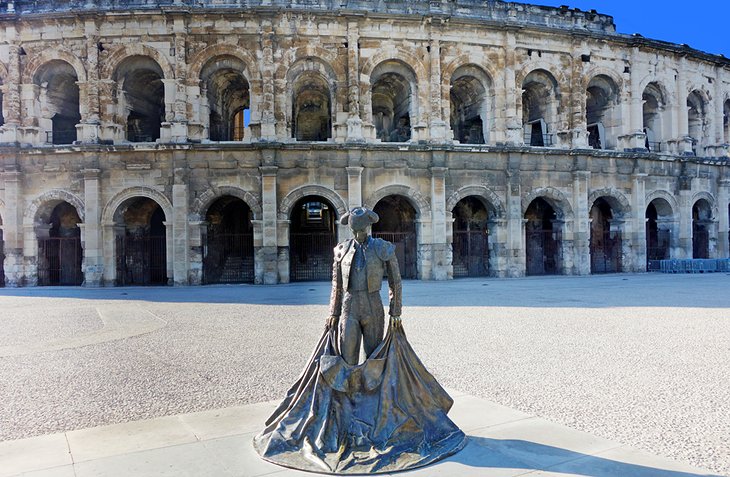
[0,145,729,287]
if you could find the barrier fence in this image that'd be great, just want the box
[648,258,730,273]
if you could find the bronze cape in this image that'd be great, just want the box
[253,319,466,474]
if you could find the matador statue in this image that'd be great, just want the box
[254,207,465,474]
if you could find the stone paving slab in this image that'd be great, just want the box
[1,393,721,477]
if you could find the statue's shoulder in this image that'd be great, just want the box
[333,239,354,262]
[371,237,396,261]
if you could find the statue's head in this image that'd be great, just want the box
[341,207,379,242]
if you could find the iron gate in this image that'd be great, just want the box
[591,230,622,274]
[290,232,337,281]
[116,235,167,286]
[0,231,5,287]
[693,229,710,259]
[203,233,254,284]
[372,232,417,279]
[37,237,83,286]
[647,229,670,262]
[526,229,561,276]
[452,230,489,277]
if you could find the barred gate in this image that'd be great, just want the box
[452,230,489,277]
[591,230,622,274]
[115,235,167,286]
[526,229,561,276]
[203,233,254,284]
[372,232,417,279]
[37,237,83,286]
[0,231,5,287]
[290,232,336,281]
[693,229,710,259]
[647,229,670,263]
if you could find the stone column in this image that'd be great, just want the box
[78,20,101,143]
[487,218,508,277]
[676,58,694,154]
[346,21,363,142]
[572,170,591,275]
[82,168,103,286]
[0,30,22,144]
[428,35,448,143]
[346,166,363,210]
[169,28,189,143]
[188,220,205,285]
[430,167,448,280]
[163,221,174,284]
[505,157,524,276]
[568,39,589,149]
[259,21,277,140]
[619,47,647,151]
[172,168,189,285]
[259,165,279,284]
[632,173,648,272]
[502,30,522,145]
[678,189,693,258]
[2,171,23,286]
[718,179,730,258]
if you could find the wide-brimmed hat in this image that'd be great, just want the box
[340,207,379,230]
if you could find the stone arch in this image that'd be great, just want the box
[24,189,85,225]
[691,191,718,220]
[521,187,574,220]
[581,67,624,95]
[442,55,498,88]
[515,62,568,93]
[102,186,173,225]
[587,188,631,218]
[364,184,431,218]
[361,49,427,87]
[638,76,672,105]
[100,43,174,81]
[191,186,262,221]
[22,49,87,84]
[187,44,261,85]
[278,185,347,221]
[645,190,679,216]
[446,185,506,219]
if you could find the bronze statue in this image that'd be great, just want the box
[254,207,465,474]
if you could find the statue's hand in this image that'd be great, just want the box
[390,315,402,325]
[327,315,340,329]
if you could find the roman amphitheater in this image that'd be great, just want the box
[0,0,728,287]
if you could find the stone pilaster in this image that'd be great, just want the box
[619,47,647,151]
[259,165,279,284]
[0,31,21,144]
[259,21,277,140]
[678,189,693,259]
[346,21,363,142]
[78,20,101,143]
[505,156,523,276]
[346,166,363,210]
[675,57,694,155]
[2,170,23,286]
[502,30,522,145]
[430,167,448,279]
[631,173,648,272]
[718,179,730,258]
[82,168,103,286]
[428,35,447,143]
[172,168,189,285]
[572,170,591,275]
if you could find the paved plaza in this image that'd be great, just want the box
[0,274,728,476]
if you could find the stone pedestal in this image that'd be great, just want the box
[618,131,647,152]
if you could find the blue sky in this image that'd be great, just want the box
[523,1,729,57]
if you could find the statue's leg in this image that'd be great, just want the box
[340,292,363,365]
[362,292,385,359]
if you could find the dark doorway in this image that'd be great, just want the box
[289,196,337,281]
[692,199,711,259]
[525,198,561,276]
[37,202,83,286]
[590,198,622,274]
[0,222,4,287]
[452,197,490,277]
[646,201,671,264]
[372,195,418,279]
[115,197,168,286]
[203,196,254,284]
[115,56,165,143]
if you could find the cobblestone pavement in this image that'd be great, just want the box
[0,273,728,475]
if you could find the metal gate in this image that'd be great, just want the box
[693,229,710,259]
[37,237,83,286]
[591,230,622,274]
[526,229,561,276]
[0,231,5,287]
[203,233,254,284]
[372,232,417,279]
[647,229,670,262]
[290,232,337,281]
[452,230,489,277]
[115,235,167,286]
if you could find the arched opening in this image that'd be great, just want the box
[590,198,622,274]
[687,91,708,156]
[372,195,418,279]
[525,198,561,276]
[0,213,5,287]
[34,60,80,145]
[642,82,665,152]
[291,72,331,141]
[114,197,168,285]
[289,196,337,281]
[723,100,730,144]
[203,196,254,284]
[646,199,673,265]
[37,201,83,286]
[586,75,620,150]
[371,61,415,143]
[450,66,491,144]
[452,196,491,277]
[201,56,250,141]
[0,77,4,128]
[692,199,712,259]
[522,70,558,147]
[114,56,165,143]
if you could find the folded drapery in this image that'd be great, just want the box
[253,318,466,474]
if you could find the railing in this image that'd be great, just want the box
[452,230,489,278]
[45,129,77,145]
[115,235,168,286]
[372,231,418,279]
[289,231,336,281]
[524,133,554,147]
[203,232,254,284]
[647,141,662,152]
[653,259,730,273]
[127,133,155,143]
[37,237,83,286]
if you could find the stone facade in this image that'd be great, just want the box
[0,0,729,287]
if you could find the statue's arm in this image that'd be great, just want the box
[386,253,402,318]
[328,258,343,320]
